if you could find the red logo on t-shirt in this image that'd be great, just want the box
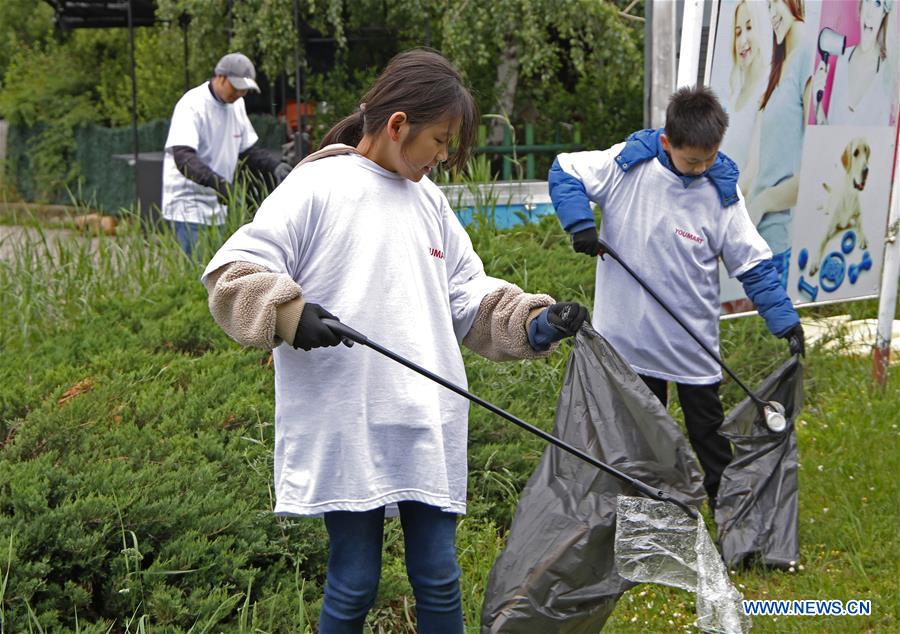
[429,247,445,259]
[674,227,704,245]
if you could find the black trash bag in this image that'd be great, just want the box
[714,356,803,569]
[480,326,706,633]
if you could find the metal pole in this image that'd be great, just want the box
[643,0,652,128]
[648,0,677,128]
[180,12,190,92]
[677,0,704,89]
[127,0,140,205]
[281,73,289,137]
[703,0,721,86]
[293,0,304,162]
[873,122,900,387]
[226,0,234,46]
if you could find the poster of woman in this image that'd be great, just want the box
[717,0,772,168]
[711,0,822,310]
[738,0,820,284]
[809,0,900,126]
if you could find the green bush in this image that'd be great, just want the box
[1,196,897,632]
[1,297,327,632]
[0,206,327,631]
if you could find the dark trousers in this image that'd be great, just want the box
[640,375,733,502]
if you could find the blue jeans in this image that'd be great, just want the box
[171,220,202,258]
[170,220,221,259]
[319,501,463,634]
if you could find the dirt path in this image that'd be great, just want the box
[0,224,101,262]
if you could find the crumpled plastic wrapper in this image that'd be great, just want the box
[615,495,751,633]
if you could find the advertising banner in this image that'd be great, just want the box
[709,0,900,313]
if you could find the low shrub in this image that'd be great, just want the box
[1,202,896,633]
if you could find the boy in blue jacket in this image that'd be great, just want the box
[549,86,803,508]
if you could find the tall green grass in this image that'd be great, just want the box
[1,182,897,632]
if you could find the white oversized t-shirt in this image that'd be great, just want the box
[203,153,504,516]
[557,146,771,384]
[162,82,258,225]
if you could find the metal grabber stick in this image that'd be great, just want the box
[595,238,788,432]
[321,318,699,519]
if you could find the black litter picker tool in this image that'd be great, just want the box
[322,317,698,519]
[596,238,789,433]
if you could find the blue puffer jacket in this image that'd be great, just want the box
[548,159,595,235]
[736,260,799,336]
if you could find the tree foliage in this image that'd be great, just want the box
[440,0,643,146]
[0,0,643,200]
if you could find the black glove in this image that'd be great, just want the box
[292,303,342,351]
[571,226,601,256]
[213,177,233,205]
[546,301,590,337]
[274,162,293,183]
[782,323,805,357]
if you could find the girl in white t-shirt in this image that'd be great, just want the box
[201,49,587,634]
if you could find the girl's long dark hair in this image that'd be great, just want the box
[320,49,478,171]
[759,0,804,110]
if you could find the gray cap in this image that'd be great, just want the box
[214,52,260,92]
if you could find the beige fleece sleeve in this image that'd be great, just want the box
[204,261,305,349]
[462,283,557,361]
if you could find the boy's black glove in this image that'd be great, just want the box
[293,303,343,351]
[571,227,601,256]
[546,302,590,337]
[782,323,805,357]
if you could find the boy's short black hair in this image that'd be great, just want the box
[664,86,729,150]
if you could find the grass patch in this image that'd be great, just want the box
[1,195,897,632]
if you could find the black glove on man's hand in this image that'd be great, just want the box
[783,323,805,357]
[571,227,601,256]
[213,177,232,205]
[292,303,342,351]
[274,162,293,183]
[546,302,590,337]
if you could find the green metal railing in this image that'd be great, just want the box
[473,123,582,180]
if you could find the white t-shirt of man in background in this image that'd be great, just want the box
[162,82,258,225]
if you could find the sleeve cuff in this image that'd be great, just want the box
[568,219,597,235]
[275,297,305,346]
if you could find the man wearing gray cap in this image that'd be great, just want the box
[162,52,293,256]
